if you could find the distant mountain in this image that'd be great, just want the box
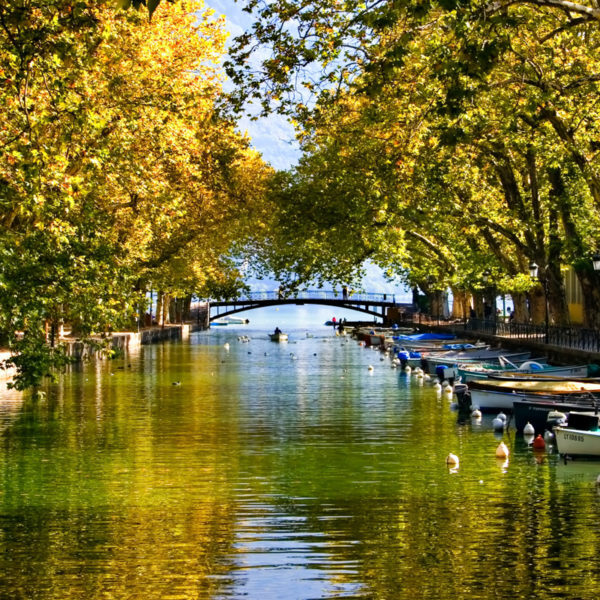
[207,0,300,170]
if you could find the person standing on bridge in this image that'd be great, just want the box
[342,286,348,300]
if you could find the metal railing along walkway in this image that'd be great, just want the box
[211,290,396,303]
[401,315,600,354]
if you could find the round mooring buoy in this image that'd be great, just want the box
[532,435,546,450]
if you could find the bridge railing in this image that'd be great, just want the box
[211,290,396,303]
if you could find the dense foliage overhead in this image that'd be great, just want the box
[225,0,600,326]
[0,0,273,389]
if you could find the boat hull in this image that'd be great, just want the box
[513,399,597,434]
[555,427,600,457]
[269,333,288,342]
[459,363,587,382]
[468,389,524,412]
[423,351,531,375]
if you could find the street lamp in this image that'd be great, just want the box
[529,261,549,344]
[593,252,600,272]
[528,261,538,279]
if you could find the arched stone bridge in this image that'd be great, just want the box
[209,290,413,322]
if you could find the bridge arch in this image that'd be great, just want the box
[208,291,412,323]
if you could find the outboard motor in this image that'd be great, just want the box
[398,350,410,369]
[454,384,471,413]
[435,364,450,383]
[546,410,567,430]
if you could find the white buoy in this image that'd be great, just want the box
[544,429,554,443]
[446,453,459,466]
[523,422,535,436]
[433,382,442,392]
[492,417,505,431]
[471,408,482,419]
[223,343,230,350]
[496,441,510,459]
[404,365,412,374]
[497,412,507,423]
[368,365,374,371]
[391,363,397,369]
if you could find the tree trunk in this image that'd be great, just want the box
[472,291,484,319]
[156,291,170,326]
[511,292,529,323]
[545,264,570,326]
[450,288,470,321]
[575,268,600,328]
[428,290,449,320]
[528,286,546,325]
[183,295,192,321]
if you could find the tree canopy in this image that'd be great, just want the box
[225,0,600,326]
[0,0,273,389]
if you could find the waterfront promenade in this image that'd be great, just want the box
[403,315,600,366]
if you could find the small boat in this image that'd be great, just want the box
[421,350,532,374]
[269,332,288,342]
[555,412,600,456]
[513,397,600,434]
[459,362,589,382]
[469,379,600,396]
[466,378,600,413]
[211,316,250,326]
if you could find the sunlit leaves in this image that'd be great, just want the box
[0,0,273,388]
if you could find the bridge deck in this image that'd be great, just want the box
[208,291,413,322]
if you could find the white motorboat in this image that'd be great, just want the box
[212,316,250,326]
[555,425,600,457]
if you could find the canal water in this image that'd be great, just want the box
[1,327,600,599]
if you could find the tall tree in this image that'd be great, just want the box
[0,1,272,388]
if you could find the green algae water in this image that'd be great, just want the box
[1,328,600,599]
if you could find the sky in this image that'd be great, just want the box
[204,1,412,302]
[206,0,301,170]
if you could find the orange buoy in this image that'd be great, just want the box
[446,453,459,466]
[532,434,546,450]
[496,441,509,459]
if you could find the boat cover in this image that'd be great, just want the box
[394,333,456,341]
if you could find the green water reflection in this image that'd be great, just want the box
[1,330,600,599]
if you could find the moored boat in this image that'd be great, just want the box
[555,412,600,456]
[469,378,600,396]
[467,378,600,413]
[269,331,288,342]
[421,350,532,374]
[211,316,250,326]
[513,398,599,434]
[459,362,589,383]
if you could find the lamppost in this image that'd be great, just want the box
[482,269,495,333]
[593,252,600,271]
[529,261,549,344]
